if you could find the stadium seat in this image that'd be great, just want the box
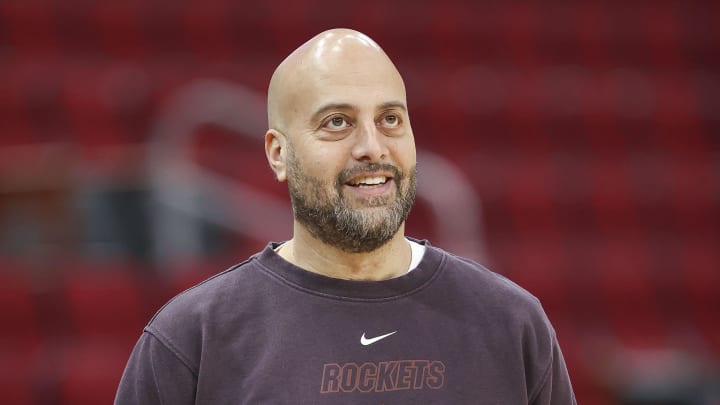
[57,341,131,405]
[0,265,41,351]
[0,265,40,405]
[0,350,36,405]
[60,261,149,346]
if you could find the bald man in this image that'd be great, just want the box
[265,28,417,280]
[116,29,576,404]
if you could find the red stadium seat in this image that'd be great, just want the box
[592,239,668,349]
[60,261,149,347]
[0,264,41,404]
[0,350,36,405]
[0,264,41,351]
[57,341,131,405]
[680,242,720,355]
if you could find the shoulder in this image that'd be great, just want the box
[144,254,267,352]
[431,245,550,327]
[435,246,539,303]
[155,254,269,318]
[432,245,559,361]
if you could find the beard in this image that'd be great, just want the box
[286,149,416,253]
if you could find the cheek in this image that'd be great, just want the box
[306,142,347,170]
[390,138,417,171]
[302,145,348,174]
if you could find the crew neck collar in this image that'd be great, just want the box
[254,239,444,301]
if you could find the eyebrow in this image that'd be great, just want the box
[378,101,408,112]
[310,102,355,122]
[310,100,408,123]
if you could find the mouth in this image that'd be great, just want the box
[341,171,396,200]
[345,174,392,188]
[338,164,401,199]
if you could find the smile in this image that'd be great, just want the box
[347,176,389,188]
[343,175,395,199]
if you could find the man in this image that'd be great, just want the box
[116,28,576,404]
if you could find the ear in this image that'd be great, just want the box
[265,129,287,182]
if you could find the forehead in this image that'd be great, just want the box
[300,62,407,115]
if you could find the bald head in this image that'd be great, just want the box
[267,29,406,133]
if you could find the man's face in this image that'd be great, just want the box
[280,44,417,252]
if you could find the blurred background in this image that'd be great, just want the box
[0,0,718,403]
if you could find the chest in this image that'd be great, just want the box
[193,300,529,404]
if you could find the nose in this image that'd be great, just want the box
[350,123,389,162]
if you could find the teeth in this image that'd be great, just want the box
[351,176,387,186]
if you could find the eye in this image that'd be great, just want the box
[379,113,401,128]
[323,115,352,131]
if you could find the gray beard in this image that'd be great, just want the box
[287,156,416,253]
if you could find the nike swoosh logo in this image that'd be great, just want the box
[360,331,397,346]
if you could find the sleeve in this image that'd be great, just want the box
[529,334,577,405]
[114,331,197,405]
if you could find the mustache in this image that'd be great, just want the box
[336,163,404,186]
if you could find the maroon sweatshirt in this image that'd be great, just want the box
[116,240,576,404]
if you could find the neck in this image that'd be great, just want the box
[277,223,411,280]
